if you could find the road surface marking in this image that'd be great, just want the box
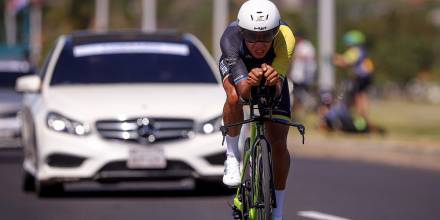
[298,211,352,220]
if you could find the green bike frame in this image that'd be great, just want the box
[220,85,306,220]
[233,121,266,220]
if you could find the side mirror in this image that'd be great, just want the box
[16,75,42,93]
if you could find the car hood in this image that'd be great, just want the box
[45,84,224,122]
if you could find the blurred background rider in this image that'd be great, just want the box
[333,30,374,119]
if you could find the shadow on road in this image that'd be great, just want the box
[33,182,235,199]
[0,147,22,164]
[53,186,235,199]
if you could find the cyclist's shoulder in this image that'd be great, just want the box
[227,21,240,28]
[271,23,295,75]
[275,23,295,47]
[272,23,295,64]
[220,21,242,51]
[221,21,241,38]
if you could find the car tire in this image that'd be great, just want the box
[36,180,64,197]
[22,170,35,192]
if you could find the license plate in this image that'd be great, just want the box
[127,147,166,169]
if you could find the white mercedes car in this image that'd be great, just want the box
[16,31,226,196]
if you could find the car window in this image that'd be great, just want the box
[50,41,217,85]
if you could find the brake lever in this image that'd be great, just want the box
[297,124,305,144]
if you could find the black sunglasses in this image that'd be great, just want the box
[240,28,279,43]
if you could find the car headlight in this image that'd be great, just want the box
[47,112,90,136]
[198,115,223,134]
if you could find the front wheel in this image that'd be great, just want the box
[255,139,272,220]
[240,138,251,220]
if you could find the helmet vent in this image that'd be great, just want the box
[250,15,254,20]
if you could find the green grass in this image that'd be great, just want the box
[295,99,440,145]
[369,100,440,141]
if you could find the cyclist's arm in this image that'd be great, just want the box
[234,67,266,99]
[334,47,361,68]
[272,25,296,84]
[220,24,256,100]
[220,24,249,85]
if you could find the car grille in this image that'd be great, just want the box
[0,110,17,118]
[100,160,194,172]
[95,117,195,144]
[95,160,196,182]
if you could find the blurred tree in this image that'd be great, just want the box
[40,0,94,61]
[110,0,141,29]
[5,0,437,85]
[157,0,213,52]
[335,0,440,85]
[0,2,4,43]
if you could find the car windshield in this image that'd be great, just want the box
[50,40,218,85]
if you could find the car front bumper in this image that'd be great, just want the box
[34,127,225,184]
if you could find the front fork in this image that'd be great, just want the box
[234,122,270,220]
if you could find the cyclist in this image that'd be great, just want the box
[333,30,374,118]
[218,1,295,219]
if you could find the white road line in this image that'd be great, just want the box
[298,211,352,220]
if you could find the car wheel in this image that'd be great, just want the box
[35,180,64,197]
[22,170,35,192]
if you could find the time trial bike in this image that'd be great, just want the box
[220,83,305,220]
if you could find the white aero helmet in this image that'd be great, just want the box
[237,0,281,42]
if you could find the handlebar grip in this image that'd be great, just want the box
[251,78,276,106]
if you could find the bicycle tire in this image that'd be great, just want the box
[255,139,272,220]
[241,138,251,220]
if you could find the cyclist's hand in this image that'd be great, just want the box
[247,68,264,86]
[261,63,279,86]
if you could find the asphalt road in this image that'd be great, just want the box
[0,147,439,220]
